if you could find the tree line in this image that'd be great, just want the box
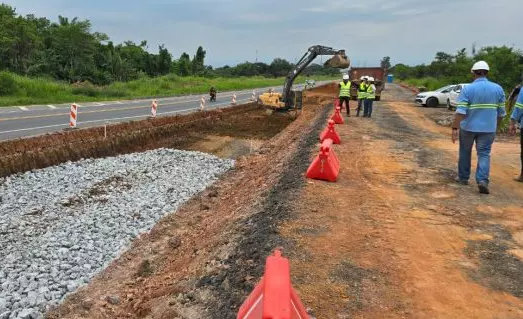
[0,4,338,85]
[388,45,523,90]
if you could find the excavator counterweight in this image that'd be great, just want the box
[258,45,350,110]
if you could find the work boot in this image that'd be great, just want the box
[454,177,468,185]
[478,181,490,194]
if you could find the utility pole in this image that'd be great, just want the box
[255,50,258,63]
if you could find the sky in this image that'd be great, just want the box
[5,0,523,68]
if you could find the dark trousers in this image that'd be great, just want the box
[339,96,350,115]
[521,130,523,175]
[363,99,374,117]
[357,98,364,116]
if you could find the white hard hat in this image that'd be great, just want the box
[342,74,349,80]
[471,60,490,72]
[369,77,375,81]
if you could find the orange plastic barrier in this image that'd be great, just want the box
[331,106,344,124]
[237,250,310,319]
[305,138,340,182]
[320,120,341,144]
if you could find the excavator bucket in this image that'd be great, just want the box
[325,54,350,69]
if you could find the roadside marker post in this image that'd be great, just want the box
[151,99,158,118]
[69,103,78,128]
[200,96,205,111]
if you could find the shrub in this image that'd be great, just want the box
[0,72,17,96]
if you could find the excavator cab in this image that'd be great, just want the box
[258,46,350,111]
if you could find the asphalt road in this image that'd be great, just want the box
[0,83,327,141]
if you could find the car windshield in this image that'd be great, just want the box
[435,85,453,92]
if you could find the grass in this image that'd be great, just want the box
[0,72,337,107]
[402,77,450,91]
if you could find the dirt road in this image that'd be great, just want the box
[284,84,523,318]
[47,84,523,319]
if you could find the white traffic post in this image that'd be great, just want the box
[251,90,256,101]
[232,93,237,105]
[69,103,78,128]
[200,96,205,111]
[151,99,157,118]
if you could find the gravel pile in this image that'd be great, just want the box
[0,148,234,319]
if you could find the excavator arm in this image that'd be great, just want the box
[281,45,349,108]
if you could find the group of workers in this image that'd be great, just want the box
[336,60,523,195]
[338,74,376,117]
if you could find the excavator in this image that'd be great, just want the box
[258,45,350,110]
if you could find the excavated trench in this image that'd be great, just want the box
[0,103,297,178]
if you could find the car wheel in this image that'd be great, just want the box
[426,97,438,108]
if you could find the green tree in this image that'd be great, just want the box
[191,46,206,74]
[380,56,391,71]
[269,58,293,77]
[177,52,191,76]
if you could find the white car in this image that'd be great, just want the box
[446,83,470,110]
[415,85,455,107]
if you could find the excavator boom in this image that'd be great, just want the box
[258,45,350,110]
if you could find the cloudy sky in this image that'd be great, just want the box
[5,0,523,67]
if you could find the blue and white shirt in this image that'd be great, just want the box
[510,89,523,126]
[456,78,506,133]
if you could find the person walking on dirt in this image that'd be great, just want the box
[338,74,352,116]
[509,85,523,182]
[363,77,376,118]
[451,61,506,194]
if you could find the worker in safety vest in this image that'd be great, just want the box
[451,60,506,194]
[509,84,523,182]
[363,77,376,118]
[356,76,369,117]
[338,74,351,116]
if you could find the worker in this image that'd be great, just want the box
[451,60,506,194]
[356,76,369,117]
[509,84,523,182]
[363,77,376,118]
[338,74,351,116]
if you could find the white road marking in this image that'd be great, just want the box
[116,101,123,104]
[19,107,29,111]
[47,105,56,109]
[0,98,251,136]
[94,102,105,106]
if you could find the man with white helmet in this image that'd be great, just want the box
[451,60,506,194]
[356,76,369,117]
[364,77,377,117]
[338,73,352,116]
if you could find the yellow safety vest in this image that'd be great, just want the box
[366,84,375,100]
[339,81,351,97]
[358,83,368,99]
